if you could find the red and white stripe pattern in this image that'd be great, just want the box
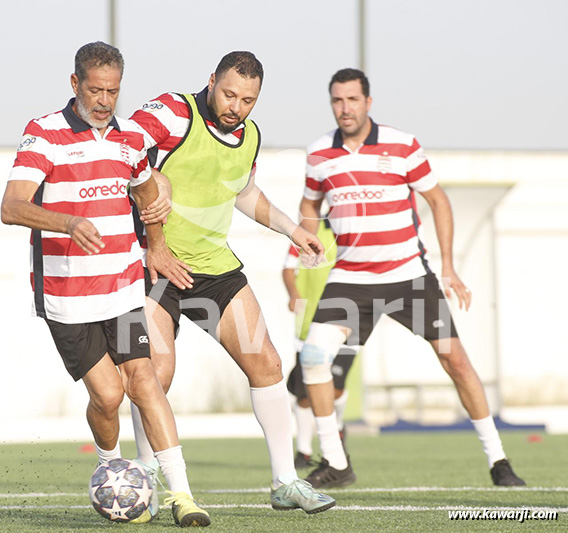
[129,89,257,255]
[283,244,301,269]
[9,104,150,324]
[130,91,248,167]
[304,124,437,284]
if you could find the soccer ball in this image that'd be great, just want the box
[89,458,154,522]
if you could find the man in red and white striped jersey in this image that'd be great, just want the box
[298,68,525,488]
[1,42,211,526]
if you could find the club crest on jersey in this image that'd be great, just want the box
[119,144,130,164]
[377,152,391,174]
[18,134,36,152]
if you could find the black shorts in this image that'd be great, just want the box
[312,273,458,346]
[287,347,357,400]
[144,268,248,338]
[45,308,150,382]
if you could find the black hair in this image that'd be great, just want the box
[215,51,264,87]
[328,68,370,97]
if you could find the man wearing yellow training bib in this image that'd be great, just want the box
[158,90,259,276]
[129,51,335,522]
[282,220,357,469]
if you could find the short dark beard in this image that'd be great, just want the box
[207,98,242,135]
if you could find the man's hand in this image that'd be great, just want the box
[66,216,105,255]
[290,296,307,314]
[287,288,302,313]
[291,226,324,268]
[135,169,172,225]
[441,267,471,311]
[146,243,194,290]
[139,191,171,225]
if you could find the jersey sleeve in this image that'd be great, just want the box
[129,146,152,187]
[8,120,54,185]
[130,92,190,151]
[303,150,325,201]
[406,137,437,192]
[283,244,301,269]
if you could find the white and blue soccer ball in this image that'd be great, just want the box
[89,458,154,522]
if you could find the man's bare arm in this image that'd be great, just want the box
[130,176,193,289]
[236,177,324,259]
[1,180,104,254]
[420,184,471,310]
[139,169,172,225]
[299,196,323,236]
[282,267,302,312]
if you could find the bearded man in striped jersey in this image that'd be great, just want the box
[1,41,211,527]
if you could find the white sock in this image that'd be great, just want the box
[315,413,348,470]
[294,402,315,456]
[334,390,349,432]
[95,441,121,465]
[131,402,157,466]
[154,445,192,495]
[471,416,506,467]
[250,379,297,488]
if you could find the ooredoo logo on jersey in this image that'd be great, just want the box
[331,188,385,204]
[79,180,127,199]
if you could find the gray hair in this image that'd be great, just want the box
[74,41,124,83]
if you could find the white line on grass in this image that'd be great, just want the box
[206,504,568,513]
[204,486,568,494]
[1,486,568,499]
[0,492,86,498]
[0,504,567,513]
[333,486,568,493]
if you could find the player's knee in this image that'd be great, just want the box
[301,359,332,385]
[123,360,159,403]
[438,347,472,380]
[244,348,283,383]
[334,388,345,400]
[300,323,345,385]
[262,345,282,369]
[91,385,124,415]
[449,354,472,379]
[258,354,283,380]
[297,396,311,408]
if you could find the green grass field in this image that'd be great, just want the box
[0,431,566,532]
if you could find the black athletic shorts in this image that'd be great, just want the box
[45,307,150,382]
[144,267,248,338]
[287,347,357,400]
[311,273,458,346]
